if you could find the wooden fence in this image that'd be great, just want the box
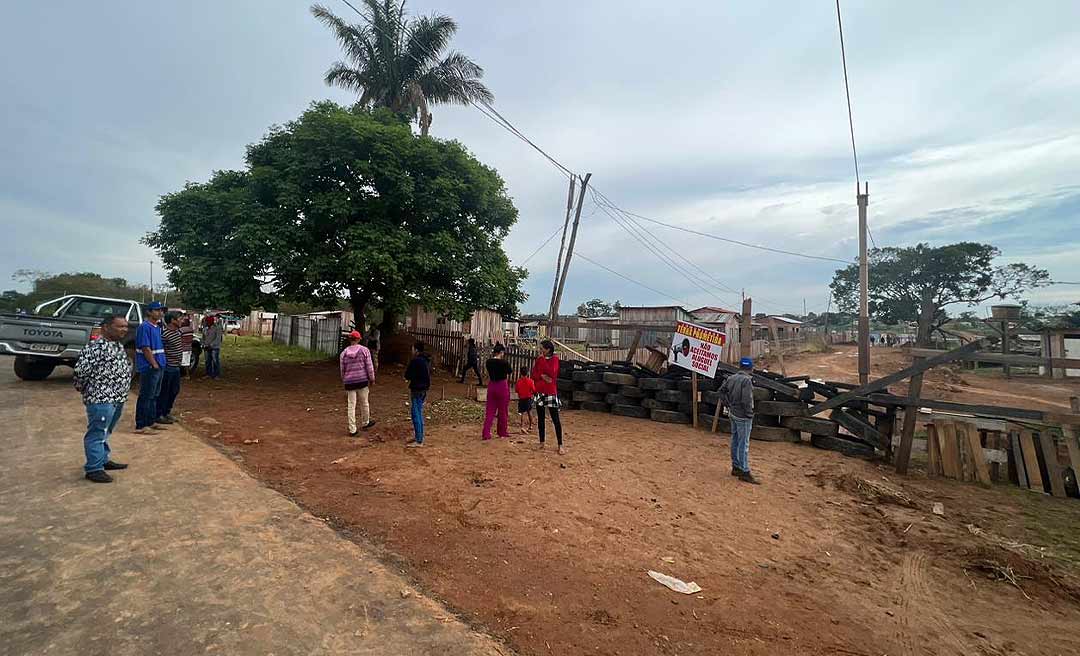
[271,314,343,356]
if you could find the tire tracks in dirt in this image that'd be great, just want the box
[893,551,977,656]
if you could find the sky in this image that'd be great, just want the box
[3,1,1079,317]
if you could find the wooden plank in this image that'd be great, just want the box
[895,371,924,475]
[1010,433,1029,489]
[780,416,839,437]
[926,424,942,476]
[715,361,799,398]
[767,317,787,377]
[1063,425,1080,492]
[864,394,1046,422]
[1018,430,1045,493]
[626,330,643,363]
[831,409,883,448]
[937,421,962,480]
[808,340,985,415]
[1037,431,1067,498]
[958,421,992,485]
[907,348,1080,369]
[691,372,699,429]
[710,398,724,433]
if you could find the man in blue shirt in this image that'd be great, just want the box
[134,301,169,433]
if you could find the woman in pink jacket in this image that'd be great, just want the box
[340,330,376,436]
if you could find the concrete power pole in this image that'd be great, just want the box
[550,173,592,325]
[857,182,870,385]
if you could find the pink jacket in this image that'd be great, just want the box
[340,344,375,385]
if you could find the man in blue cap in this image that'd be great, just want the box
[719,356,760,484]
[134,301,169,434]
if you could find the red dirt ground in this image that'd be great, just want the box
[178,345,1080,656]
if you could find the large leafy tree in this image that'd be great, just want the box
[311,2,493,136]
[830,242,1050,343]
[576,298,621,318]
[146,102,525,327]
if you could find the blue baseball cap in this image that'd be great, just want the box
[146,301,166,310]
[739,357,753,369]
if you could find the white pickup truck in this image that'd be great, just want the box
[0,295,145,380]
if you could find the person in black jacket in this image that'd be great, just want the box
[404,341,432,447]
[459,337,483,385]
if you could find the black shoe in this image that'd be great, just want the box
[85,470,113,483]
[164,414,178,422]
[156,416,175,424]
[731,467,743,477]
[738,471,761,485]
[104,461,128,470]
[362,420,377,430]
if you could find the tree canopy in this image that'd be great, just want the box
[829,242,1050,342]
[311,2,493,136]
[576,298,621,318]
[2,270,178,312]
[146,102,526,324]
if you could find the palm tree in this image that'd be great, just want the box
[311,2,494,136]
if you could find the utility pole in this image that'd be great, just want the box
[149,261,154,302]
[740,296,752,361]
[803,298,807,317]
[824,291,832,344]
[550,173,591,325]
[547,177,577,326]
[857,182,870,385]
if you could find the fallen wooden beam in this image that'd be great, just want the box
[861,394,1046,422]
[716,362,799,398]
[831,408,884,449]
[808,340,986,416]
[907,348,1080,369]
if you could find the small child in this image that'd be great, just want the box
[514,366,536,434]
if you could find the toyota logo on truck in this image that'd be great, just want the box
[24,328,64,337]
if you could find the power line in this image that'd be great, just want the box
[519,225,565,266]
[575,253,691,307]
[835,0,860,187]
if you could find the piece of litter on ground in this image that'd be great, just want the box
[771,532,781,540]
[932,502,945,516]
[660,556,676,564]
[330,456,347,464]
[904,523,913,533]
[647,570,702,594]
[242,438,259,445]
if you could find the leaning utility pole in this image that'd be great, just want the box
[857,182,870,385]
[547,177,577,326]
[549,173,591,325]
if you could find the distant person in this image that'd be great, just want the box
[203,314,224,379]
[367,325,381,371]
[719,357,759,484]
[340,330,376,436]
[179,314,195,376]
[134,301,168,434]
[73,315,133,483]
[155,311,184,424]
[482,343,512,440]
[531,340,565,455]
[404,341,432,448]
[515,365,536,434]
[459,337,483,385]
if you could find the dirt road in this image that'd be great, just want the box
[0,366,508,656]
[177,353,1080,656]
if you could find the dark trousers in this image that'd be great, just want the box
[460,359,482,384]
[135,367,164,429]
[537,405,563,446]
[157,366,181,419]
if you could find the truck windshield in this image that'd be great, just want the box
[64,299,132,320]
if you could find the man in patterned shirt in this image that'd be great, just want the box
[73,315,133,483]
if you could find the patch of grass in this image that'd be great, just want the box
[1001,486,1080,572]
[220,335,328,366]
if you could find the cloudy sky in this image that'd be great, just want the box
[3,1,1078,316]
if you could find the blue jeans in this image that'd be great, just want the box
[135,367,164,429]
[157,366,181,419]
[410,391,426,444]
[84,402,125,472]
[204,348,221,379]
[731,416,753,473]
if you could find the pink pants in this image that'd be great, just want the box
[482,379,511,439]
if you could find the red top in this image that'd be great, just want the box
[530,355,560,396]
[514,376,536,399]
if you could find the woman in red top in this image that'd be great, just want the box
[530,339,565,454]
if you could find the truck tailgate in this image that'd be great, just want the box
[0,315,93,355]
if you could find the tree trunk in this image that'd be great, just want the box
[916,288,936,348]
[348,287,369,333]
[379,308,398,337]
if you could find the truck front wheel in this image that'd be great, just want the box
[13,356,56,381]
